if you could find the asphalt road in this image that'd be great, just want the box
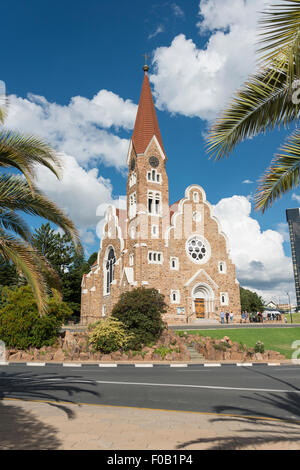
[1,364,300,422]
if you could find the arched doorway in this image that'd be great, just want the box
[192,283,214,319]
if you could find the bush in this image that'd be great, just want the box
[112,287,166,350]
[0,285,73,349]
[88,317,130,353]
[254,341,265,354]
[154,345,173,359]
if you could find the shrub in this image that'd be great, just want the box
[0,285,72,349]
[254,341,265,354]
[213,342,228,352]
[111,287,166,350]
[88,317,130,353]
[154,345,173,359]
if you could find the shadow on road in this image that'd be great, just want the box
[176,392,300,450]
[0,371,100,450]
[177,366,300,450]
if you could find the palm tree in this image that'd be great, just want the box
[0,103,81,314]
[207,0,300,212]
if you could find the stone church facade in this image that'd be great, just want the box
[81,66,241,325]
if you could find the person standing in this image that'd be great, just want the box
[225,311,229,324]
[220,311,225,324]
[230,311,234,324]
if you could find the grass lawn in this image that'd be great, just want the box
[284,313,300,324]
[176,328,300,359]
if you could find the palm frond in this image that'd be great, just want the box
[0,83,8,124]
[206,64,298,159]
[0,228,48,314]
[34,250,62,295]
[0,209,31,242]
[0,129,62,189]
[255,128,300,212]
[258,0,300,84]
[0,104,6,125]
[0,174,82,253]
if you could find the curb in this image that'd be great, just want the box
[0,361,298,368]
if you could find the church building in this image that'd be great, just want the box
[81,65,241,325]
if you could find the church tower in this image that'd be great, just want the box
[126,64,170,286]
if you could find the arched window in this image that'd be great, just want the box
[170,257,179,270]
[105,247,116,294]
[147,169,161,184]
[218,261,227,274]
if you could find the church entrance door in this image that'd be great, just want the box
[195,299,205,318]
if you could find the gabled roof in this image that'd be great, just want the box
[131,70,166,157]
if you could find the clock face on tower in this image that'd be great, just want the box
[130,158,136,171]
[149,156,159,168]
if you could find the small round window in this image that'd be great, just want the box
[186,236,210,264]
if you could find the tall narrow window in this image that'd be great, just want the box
[148,191,161,215]
[155,193,161,214]
[152,224,158,238]
[129,192,136,219]
[193,191,200,203]
[170,257,179,270]
[148,192,153,213]
[218,261,227,274]
[147,169,161,184]
[220,292,229,306]
[105,248,116,294]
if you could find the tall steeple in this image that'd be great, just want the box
[131,65,166,158]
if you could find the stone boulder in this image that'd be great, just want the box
[53,349,65,362]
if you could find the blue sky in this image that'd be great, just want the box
[1,0,296,302]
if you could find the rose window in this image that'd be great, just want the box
[186,236,210,263]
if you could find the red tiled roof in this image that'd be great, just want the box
[132,71,166,157]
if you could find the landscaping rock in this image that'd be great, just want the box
[53,349,65,362]
[9,352,22,361]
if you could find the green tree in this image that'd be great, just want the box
[32,223,92,317]
[207,1,300,212]
[87,252,98,267]
[0,285,72,349]
[112,287,167,350]
[32,223,74,276]
[240,287,265,313]
[0,103,82,313]
[0,256,19,287]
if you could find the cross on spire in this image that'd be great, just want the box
[142,53,149,72]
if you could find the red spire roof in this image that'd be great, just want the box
[131,70,166,157]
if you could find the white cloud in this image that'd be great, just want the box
[5,90,137,169]
[148,25,165,40]
[292,193,300,204]
[172,3,185,19]
[35,153,115,244]
[276,222,290,243]
[242,179,254,184]
[213,195,294,302]
[150,0,271,120]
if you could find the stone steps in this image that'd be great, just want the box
[187,346,205,362]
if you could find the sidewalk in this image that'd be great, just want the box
[1,399,300,450]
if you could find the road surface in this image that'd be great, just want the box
[1,363,300,422]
